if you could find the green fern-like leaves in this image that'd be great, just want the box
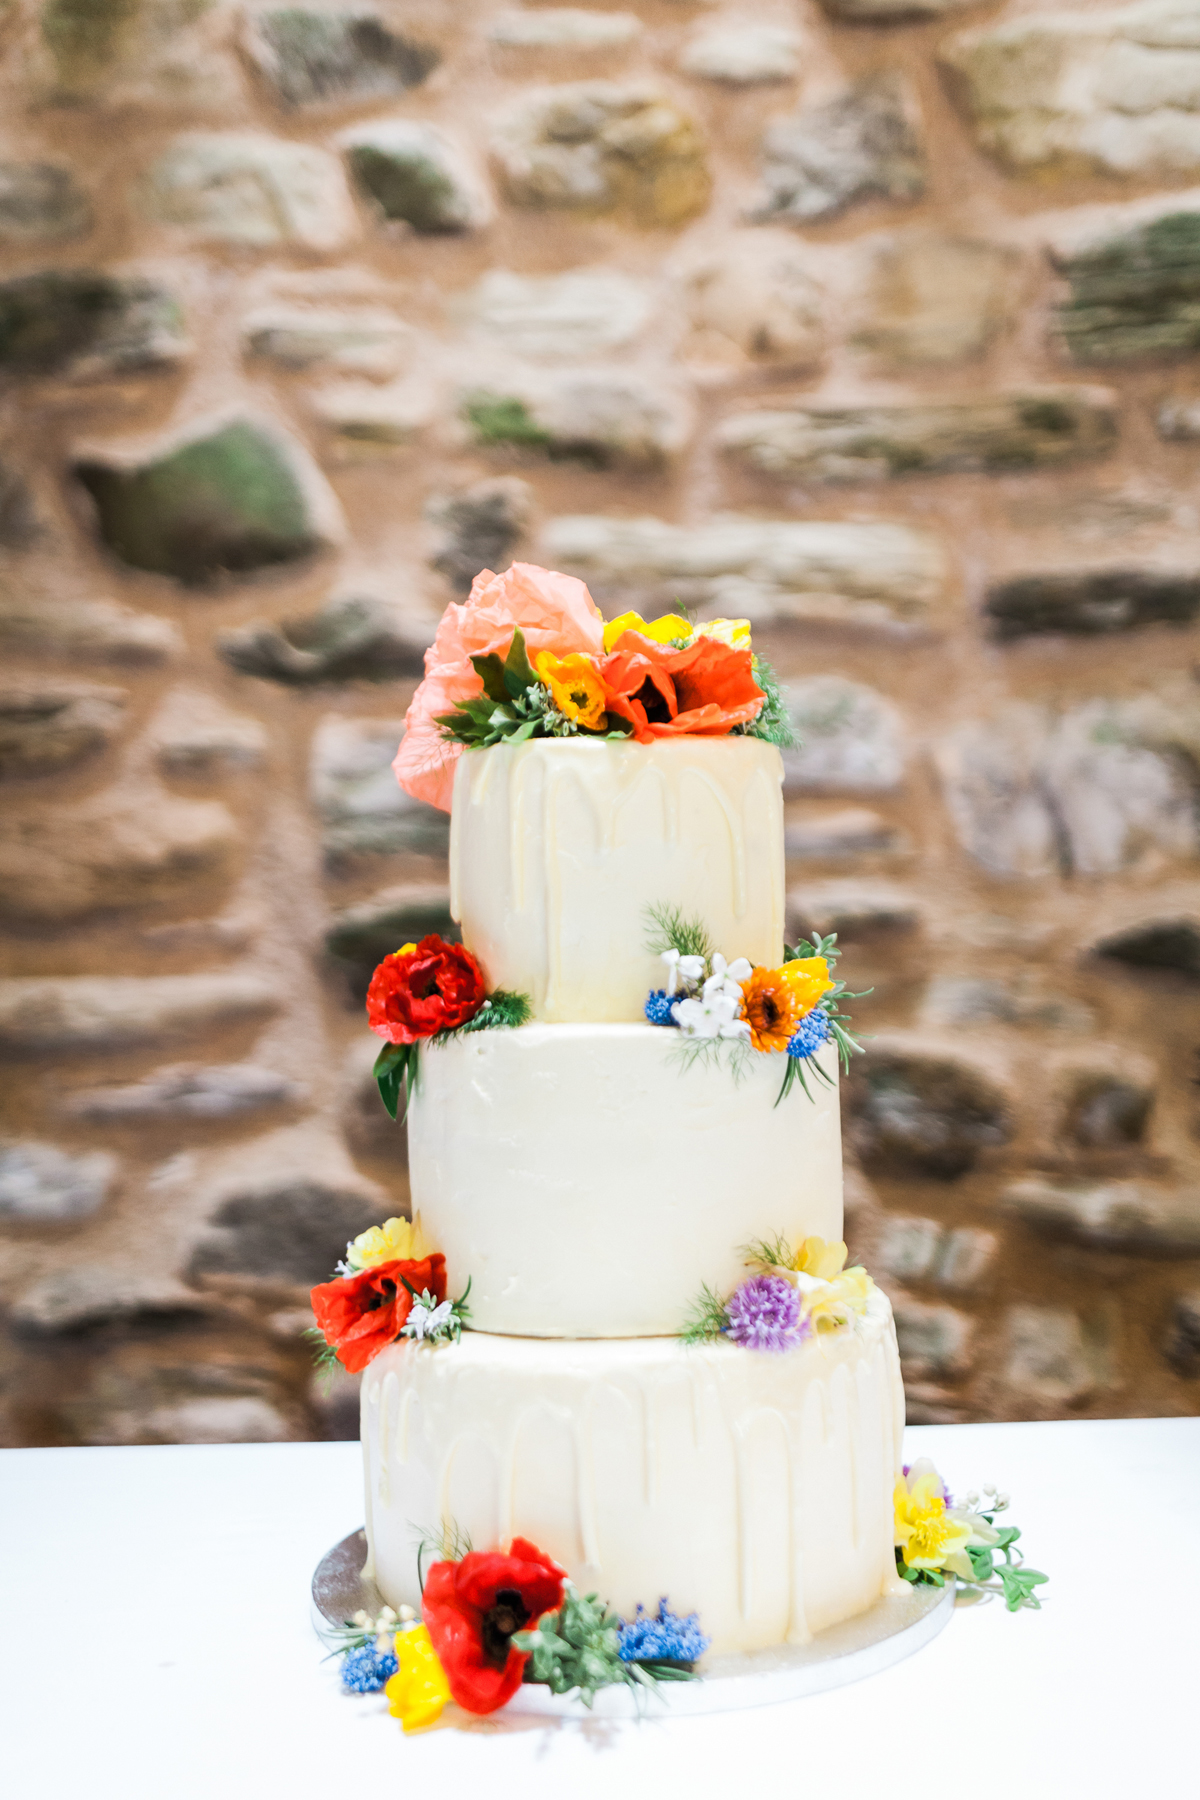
[680,1282,730,1347]
[643,902,714,963]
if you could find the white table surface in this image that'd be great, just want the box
[3,1417,1197,1799]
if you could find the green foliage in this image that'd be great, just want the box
[643,901,714,963]
[512,1585,697,1709]
[740,1233,793,1273]
[443,990,533,1037]
[776,930,871,1104]
[464,393,552,449]
[413,1519,473,1592]
[736,654,797,748]
[894,1512,1048,1613]
[680,1282,730,1346]
[374,1039,418,1122]
[436,626,633,749]
[304,1326,344,1387]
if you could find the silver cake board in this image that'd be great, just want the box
[313,1529,955,1719]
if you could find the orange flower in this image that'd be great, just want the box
[740,966,803,1053]
[780,957,835,1017]
[534,650,607,730]
[599,635,764,745]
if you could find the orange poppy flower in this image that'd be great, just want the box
[599,633,764,745]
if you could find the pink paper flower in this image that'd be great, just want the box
[393,563,605,812]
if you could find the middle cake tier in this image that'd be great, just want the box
[408,1023,842,1338]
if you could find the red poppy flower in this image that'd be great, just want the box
[600,632,764,743]
[422,1538,566,1714]
[310,1255,447,1374]
[366,935,487,1045]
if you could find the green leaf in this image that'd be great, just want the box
[680,1281,729,1346]
[643,902,714,963]
[374,1041,415,1121]
[996,1565,1049,1612]
[737,653,797,748]
[966,1545,995,1582]
[470,650,510,703]
[503,626,537,698]
[992,1526,1022,1552]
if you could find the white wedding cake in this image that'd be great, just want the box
[357,731,905,1656]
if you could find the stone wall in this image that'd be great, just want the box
[2,0,1200,1446]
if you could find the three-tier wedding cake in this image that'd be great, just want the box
[312,563,907,1713]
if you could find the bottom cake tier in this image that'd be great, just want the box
[360,1288,905,1655]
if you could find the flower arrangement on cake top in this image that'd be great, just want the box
[309,1215,471,1374]
[320,1525,710,1730]
[393,562,794,812]
[683,1234,876,1349]
[644,904,867,1104]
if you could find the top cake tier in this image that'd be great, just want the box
[449,737,785,1022]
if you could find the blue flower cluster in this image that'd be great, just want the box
[644,989,678,1027]
[340,1639,399,1693]
[617,1598,711,1664]
[787,1007,830,1061]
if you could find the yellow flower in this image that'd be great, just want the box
[770,1236,875,1331]
[694,617,752,650]
[398,942,416,955]
[346,1214,430,1274]
[894,1472,974,1573]
[601,610,692,652]
[384,1625,450,1733]
[534,650,608,730]
[780,957,835,1017]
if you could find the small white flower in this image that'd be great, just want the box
[351,1610,373,1630]
[402,1294,454,1342]
[661,948,681,995]
[661,949,707,996]
[678,954,707,983]
[675,992,750,1041]
[378,1606,397,1626]
[398,1604,416,1623]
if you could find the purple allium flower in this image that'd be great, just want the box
[645,989,679,1026]
[618,1599,711,1664]
[787,1008,830,1060]
[724,1274,806,1353]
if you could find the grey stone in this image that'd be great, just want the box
[1059,1069,1153,1149]
[63,1063,302,1122]
[720,389,1117,482]
[0,594,182,665]
[935,700,1198,880]
[37,0,245,112]
[242,303,412,378]
[780,677,905,796]
[1157,396,1200,439]
[985,568,1200,640]
[681,22,800,86]
[541,514,946,631]
[854,233,1019,368]
[219,594,429,686]
[1003,1178,1200,1255]
[75,419,328,586]
[878,1216,997,1293]
[1049,204,1200,364]
[309,1363,361,1440]
[683,237,824,369]
[12,1268,202,1335]
[141,132,357,250]
[455,267,653,361]
[148,687,268,775]
[342,120,485,234]
[846,1043,1012,1180]
[0,973,276,1056]
[753,74,925,225]
[1164,1292,1200,1375]
[1094,916,1200,978]
[189,1177,384,1286]
[326,882,457,977]
[1003,1305,1098,1408]
[0,162,92,243]
[309,378,435,446]
[491,82,711,227]
[939,1,1200,182]
[787,880,919,942]
[312,717,450,866]
[817,0,977,16]
[244,8,439,109]
[892,1300,973,1378]
[428,479,531,595]
[0,784,238,924]
[97,1397,297,1446]
[463,370,693,468]
[0,270,187,380]
[0,461,38,548]
[0,683,126,778]
[0,1140,116,1222]
[489,11,642,50]
[784,809,902,859]
[921,976,1095,1034]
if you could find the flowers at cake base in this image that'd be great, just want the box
[514,1584,706,1707]
[617,1599,711,1665]
[893,1460,1048,1613]
[385,1625,452,1732]
[365,933,532,1123]
[422,1537,568,1715]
